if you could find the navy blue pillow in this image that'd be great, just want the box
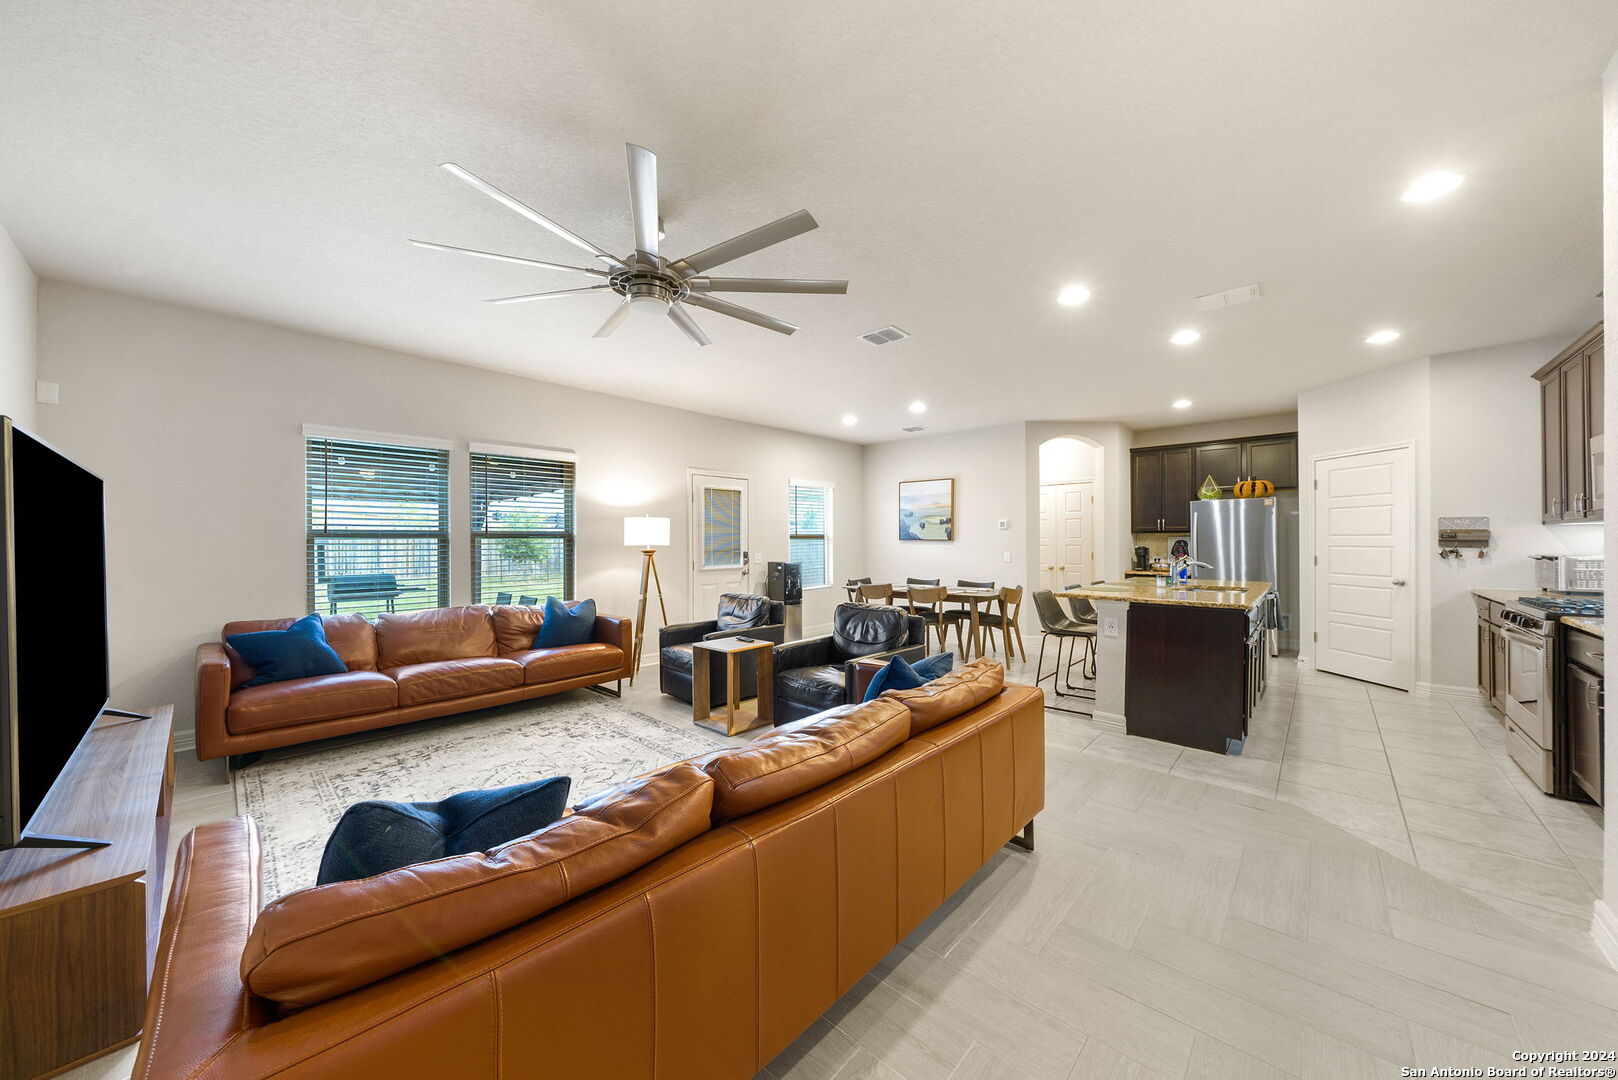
[863,651,955,701]
[316,776,573,886]
[226,614,347,689]
[532,597,597,648]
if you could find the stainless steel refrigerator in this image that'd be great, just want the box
[1188,495,1299,653]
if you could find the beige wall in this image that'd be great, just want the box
[0,222,35,428]
[1131,411,1297,448]
[35,282,865,736]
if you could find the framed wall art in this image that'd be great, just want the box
[898,478,954,541]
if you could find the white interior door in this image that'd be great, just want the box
[1313,446,1414,690]
[690,471,750,619]
[1038,487,1057,590]
[1040,482,1091,589]
[1058,482,1092,586]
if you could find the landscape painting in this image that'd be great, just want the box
[898,478,954,541]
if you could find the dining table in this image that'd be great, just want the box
[887,584,1002,662]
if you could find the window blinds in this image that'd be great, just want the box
[470,450,576,605]
[306,436,450,616]
[788,482,831,589]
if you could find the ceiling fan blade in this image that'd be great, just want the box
[484,285,610,305]
[682,293,798,335]
[669,209,819,276]
[440,163,624,268]
[410,239,609,277]
[626,144,660,259]
[593,299,634,338]
[685,277,847,295]
[667,303,711,347]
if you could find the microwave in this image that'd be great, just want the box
[1532,555,1603,594]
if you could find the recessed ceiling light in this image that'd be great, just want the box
[1172,399,1193,409]
[1056,284,1092,307]
[1170,328,1201,346]
[1401,171,1465,203]
[908,401,928,415]
[1365,329,1401,345]
[841,414,858,426]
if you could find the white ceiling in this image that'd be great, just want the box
[1,2,1614,443]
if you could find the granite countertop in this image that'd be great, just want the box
[1562,616,1604,638]
[1124,569,1169,577]
[1057,579,1272,610]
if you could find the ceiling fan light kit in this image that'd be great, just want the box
[415,143,848,346]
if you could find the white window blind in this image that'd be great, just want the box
[470,450,576,605]
[788,482,832,588]
[306,436,450,616]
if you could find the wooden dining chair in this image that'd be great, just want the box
[844,577,872,603]
[856,583,894,605]
[903,585,949,652]
[976,586,1026,661]
[941,579,996,655]
[905,577,941,586]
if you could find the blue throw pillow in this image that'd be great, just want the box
[226,614,347,689]
[863,651,955,701]
[532,596,597,648]
[316,776,573,886]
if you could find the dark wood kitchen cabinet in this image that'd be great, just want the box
[1132,445,1193,533]
[1535,323,1604,523]
[1130,432,1297,532]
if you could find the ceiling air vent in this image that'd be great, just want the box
[902,425,926,433]
[861,325,909,346]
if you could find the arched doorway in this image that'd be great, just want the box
[1037,436,1106,590]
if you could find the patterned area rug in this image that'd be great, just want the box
[235,694,725,899]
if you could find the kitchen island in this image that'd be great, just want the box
[1056,579,1272,753]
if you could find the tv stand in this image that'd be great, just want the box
[0,704,173,1080]
[103,706,153,720]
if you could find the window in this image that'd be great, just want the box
[306,434,450,617]
[788,481,832,588]
[470,447,576,605]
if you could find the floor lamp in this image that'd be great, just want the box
[624,515,671,685]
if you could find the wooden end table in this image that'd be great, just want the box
[691,636,776,736]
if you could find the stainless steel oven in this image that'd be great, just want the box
[1497,603,1566,795]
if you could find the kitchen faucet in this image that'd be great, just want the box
[1168,556,1214,585]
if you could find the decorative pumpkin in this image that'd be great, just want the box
[1234,477,1275,499]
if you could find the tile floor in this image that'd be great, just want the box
[62,640,1612,1080]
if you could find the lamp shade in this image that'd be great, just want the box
[624,515,671,548]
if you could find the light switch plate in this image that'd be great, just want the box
[997,518,1009,530]
[1002,551,1012,563]
[34,380,59,405]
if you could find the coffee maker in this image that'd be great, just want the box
[1133,546,1151,571]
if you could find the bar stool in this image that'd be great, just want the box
[1063,584,1100,679]
[1032,589,1097,701]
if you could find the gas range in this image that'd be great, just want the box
[1501,596,1604,638]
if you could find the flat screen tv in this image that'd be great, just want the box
[0,418,111,850]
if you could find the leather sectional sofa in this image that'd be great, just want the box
[194,604,633,763]
[135,659,1042,1080]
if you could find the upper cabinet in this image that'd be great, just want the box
[1534,324,1604,524]
[1130,432,1297,533]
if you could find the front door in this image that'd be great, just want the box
[1313,446,1414,690]
[690,471,750,619]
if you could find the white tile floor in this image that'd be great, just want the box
[63,640,1611,1080]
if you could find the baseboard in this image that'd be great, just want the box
[173,724,195,754]
[1416,681,1486,701]
[1295,655,1313,671]
[1592,900,1618,971]
[1092,710,1125,734]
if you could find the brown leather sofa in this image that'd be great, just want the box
[135,659,1042,1080]
[195,604,633,763]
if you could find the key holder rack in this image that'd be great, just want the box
[1437,516,1490,560]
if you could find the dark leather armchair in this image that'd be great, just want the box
[772,603,926,724]
[659,593,786,707]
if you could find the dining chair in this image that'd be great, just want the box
[844,577,872,603]
[975,586,1026,661]
[901,585,950,652]
[1031,589,1096,700]
[905,577,941,586]
[941,579,996,654]
[856,583,895,605]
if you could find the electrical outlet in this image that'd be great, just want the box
[1102,616,1120,638]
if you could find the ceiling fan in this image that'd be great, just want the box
[411,143,848,347]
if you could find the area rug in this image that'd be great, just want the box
[235,694,726,899]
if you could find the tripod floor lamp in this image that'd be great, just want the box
[624,515,670,684]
